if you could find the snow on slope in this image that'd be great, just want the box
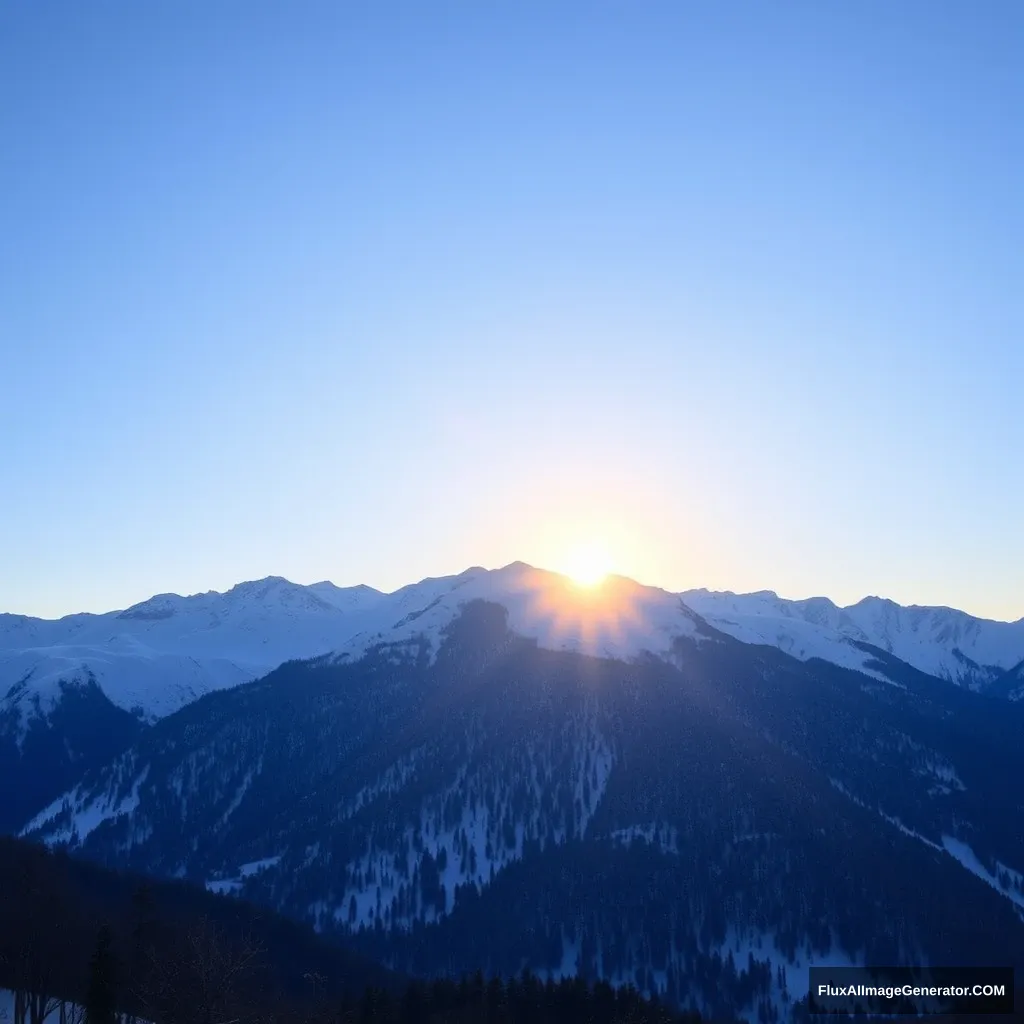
[682,588,1024,688]
[1,646,256,720]
[678,590,887,679]
[21,765,151,845]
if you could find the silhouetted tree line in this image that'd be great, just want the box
[0,836,734,1024]
[0,836,389,1023]
[305,973,717,1024]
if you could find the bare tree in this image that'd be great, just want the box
[137,916,264,1024]
[58,1001,85,1024]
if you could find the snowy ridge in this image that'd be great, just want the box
[682,588,1024,689]
[0,577,385,725]
[1,647,257,723]
[4,566,1023,734]
[324,566,1024,692]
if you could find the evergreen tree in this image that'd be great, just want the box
[84,925,117,1024]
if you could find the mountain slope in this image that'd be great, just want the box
[22,598,1024,1021]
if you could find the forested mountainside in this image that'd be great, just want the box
[1,836,715,1024]
[22,601,1024,1022]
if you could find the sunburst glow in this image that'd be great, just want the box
[562,543,613,588]
[507,561,653,665]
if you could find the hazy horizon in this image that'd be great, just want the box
[3,2,1022,622]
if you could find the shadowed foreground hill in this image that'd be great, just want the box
[0,834,396,1021]
[0,835,724,1024]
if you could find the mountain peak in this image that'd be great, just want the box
[226,576,293,596]
[497,560,532,573]
[118,592,187,621]
[852,595,899,609]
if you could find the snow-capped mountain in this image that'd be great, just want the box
[4,562,1023,839]
[5,565,1022,732]
[0,576,385,723]
[1,562,711,741]
[681,589,1024,691]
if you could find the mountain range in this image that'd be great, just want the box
[4,564,1022,727]
[4,563,1024,1021]
[3,563,1023,836]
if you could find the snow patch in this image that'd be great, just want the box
[21,766,149,845]
[205,854,282,895]
[324,712,615,934]
[941,836,1024,909]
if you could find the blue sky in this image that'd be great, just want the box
[2,1,1022,620]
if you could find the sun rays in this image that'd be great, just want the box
[501,560,653,661]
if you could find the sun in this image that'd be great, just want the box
[562,542,613,588]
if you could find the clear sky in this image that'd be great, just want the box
[2,1,1022,621]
